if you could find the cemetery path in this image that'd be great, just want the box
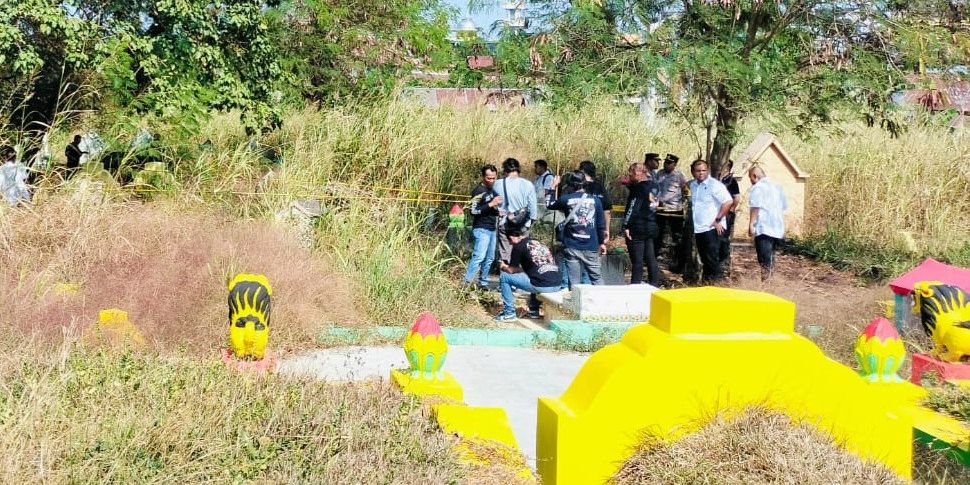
[277,345,588,469]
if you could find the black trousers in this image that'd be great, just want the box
[755,235,780,278]
[695,229,722,282]
[627,237,660,286]
[655,213,684,267]
[718,212,736,272]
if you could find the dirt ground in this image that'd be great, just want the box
[658,243,891,365]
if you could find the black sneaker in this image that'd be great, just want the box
[523,310,542,319]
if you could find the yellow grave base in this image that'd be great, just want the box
[537,287,914,485]
[390,367,533,482]
[434,404,534,481]
[869,381,970,457]
[82,309,147,348]
[390,369,464,403]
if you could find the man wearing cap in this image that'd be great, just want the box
[687,159,733,283]
[644,153,661,180]
[549,170,607,288]
[653,153,686,269]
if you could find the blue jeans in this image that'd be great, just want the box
[558,252,590,289]
[464,228,497,286]
[499,272,559,315]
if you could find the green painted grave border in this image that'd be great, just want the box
[323,320,640,349]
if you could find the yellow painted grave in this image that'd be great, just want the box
[536,287,914,484]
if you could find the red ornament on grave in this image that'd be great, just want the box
[403,312,448,379]
[854,316,905,383]
[448,203,466,229]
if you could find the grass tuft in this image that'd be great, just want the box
[612,406,902,485]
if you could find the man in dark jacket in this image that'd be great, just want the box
[548,171,607,288]
[623,163,661,286]
[463,164,503,289]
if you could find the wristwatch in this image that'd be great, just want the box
[715,217,723,223]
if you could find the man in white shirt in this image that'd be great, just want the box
[533,159,555,201]
[687,159,733,283]
[748,166,788,281]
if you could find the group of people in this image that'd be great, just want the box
[462,153,789,321]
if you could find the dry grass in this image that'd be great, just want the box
[612,407,903,485]
[185,101,969,276]
[782,125,970,260]
[0,343,461,483]
[0,189,364,354]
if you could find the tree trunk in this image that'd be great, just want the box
[708,87,740,176]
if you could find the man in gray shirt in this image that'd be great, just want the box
[653,153,687,270]
[493,158,538,263]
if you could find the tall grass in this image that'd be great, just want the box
[781,124,970,275]
[181,101,967,281]
[0,344,461,483]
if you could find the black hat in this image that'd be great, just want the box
[664,154,679,164]
[644,153,660,162]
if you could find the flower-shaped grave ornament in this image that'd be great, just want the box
[404,312,448,380]
[854,316,905,383]
[227,273,272,360]
[448,204,466,229]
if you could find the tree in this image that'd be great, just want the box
[513,1,963,174]
[269,0,455,104]
[2,1,286,134]
[0,1,104,128]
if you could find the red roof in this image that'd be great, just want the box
[900,79,970,113]
[888,258,970,296]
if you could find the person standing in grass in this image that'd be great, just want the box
[644,153,661,180]
[549,171,607,288]
[64,135,85,178]
[654,154,687,270]
[623,163,661,286]
[463,164,503,290]
[495,222,562,321]
[577,160,612,237]
[493,158,538,264]
[718,159,741,275]
[748,166,788,281]
[533,159,555,208]
[688,159,733,284]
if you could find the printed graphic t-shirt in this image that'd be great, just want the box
[509,237,561,288]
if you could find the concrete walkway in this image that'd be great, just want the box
[278,346,589,467]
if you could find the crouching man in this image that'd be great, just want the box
[495,222,562,321]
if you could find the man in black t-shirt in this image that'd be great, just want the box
[495,223,562,321]
[463,164,503,288]
[718,159,741,274]
[578,160,612,235]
